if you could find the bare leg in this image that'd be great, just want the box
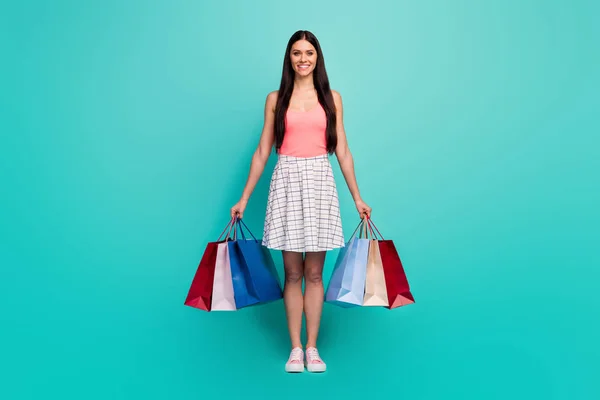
[304,251,326,348]
[282,251,304,349]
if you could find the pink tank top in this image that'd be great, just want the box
[279,103,327,157]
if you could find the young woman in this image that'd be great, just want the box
[230,30,371,373]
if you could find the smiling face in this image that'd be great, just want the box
[290,39,318,77]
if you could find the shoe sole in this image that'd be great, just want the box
[285,363,304,373]
[306,363,326,373]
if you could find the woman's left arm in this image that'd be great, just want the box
[332,90,372,219]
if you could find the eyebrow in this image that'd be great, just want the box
[291,49,315,52]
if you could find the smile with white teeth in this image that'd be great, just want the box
[298,64,310,69]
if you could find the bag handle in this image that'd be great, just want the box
[347,219,363,242]
[217,218,236,241]
[363,216,377,240]
[358,218,369,239]
[365,215,384,240]
[349,215,383,241]
[234,217,258,242]
[348,217,376,241]
[233,217,246,241]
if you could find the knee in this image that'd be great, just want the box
[304,268,323,285]
[285,269,303,284]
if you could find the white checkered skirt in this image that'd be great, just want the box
[262,154,345,253]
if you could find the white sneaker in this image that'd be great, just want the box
[285,347,304,373]
[305,347,326,372]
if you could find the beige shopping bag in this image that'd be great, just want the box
[362,239,389,306]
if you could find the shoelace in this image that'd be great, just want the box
[288,348,303,364]
[306,348,324,364]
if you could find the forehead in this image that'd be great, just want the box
[291,39,316,52]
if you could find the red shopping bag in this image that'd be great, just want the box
[368,217,415,309]
[184,219,235,311]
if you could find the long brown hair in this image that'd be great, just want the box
[274,30,337,154]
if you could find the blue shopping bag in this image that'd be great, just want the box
[228,218,283,309]
[325,220,371,307]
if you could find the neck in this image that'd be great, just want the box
[293,74,315,92]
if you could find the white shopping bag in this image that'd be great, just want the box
[211,241,237,311]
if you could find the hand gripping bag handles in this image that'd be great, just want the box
[184,218,236,311]
[227,218,283,309]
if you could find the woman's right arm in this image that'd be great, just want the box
[230,91,278,219]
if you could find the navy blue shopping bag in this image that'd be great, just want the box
[228,218,283,309]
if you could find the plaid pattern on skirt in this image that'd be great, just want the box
[262,154,345,253]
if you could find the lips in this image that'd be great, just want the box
[297,64,310,70]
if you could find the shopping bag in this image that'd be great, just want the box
[184,219,235,311]
[362,238,389,306]
[369,218,415,308]
[228,218,283,309]
[210,241,236,311]
[379,240,415,308]
[325,220,370,307]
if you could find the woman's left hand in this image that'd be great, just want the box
[355,199,372,219]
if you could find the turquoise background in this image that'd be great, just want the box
[2,0,599,399]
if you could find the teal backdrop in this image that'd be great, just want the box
[2,0,599,399]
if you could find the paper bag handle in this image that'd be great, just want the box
[217,217,236,241]
[232,217,258,242]
[366,215,384,240]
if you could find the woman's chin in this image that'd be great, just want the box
[295,69,313,76]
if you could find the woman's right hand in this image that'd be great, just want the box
[230,198,248,219]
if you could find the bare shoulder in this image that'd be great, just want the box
[266,90,279,102]
[265,90,279,112]
[331,89,343,109]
